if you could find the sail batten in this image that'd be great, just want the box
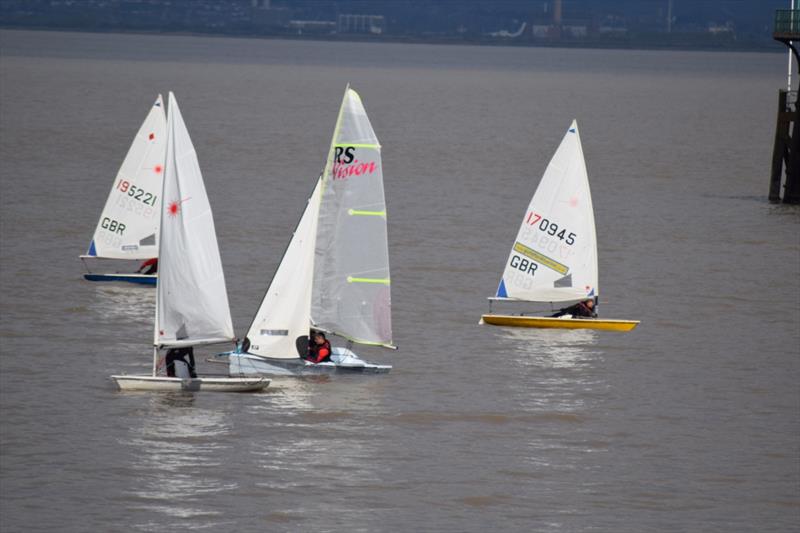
[496,120,598,304]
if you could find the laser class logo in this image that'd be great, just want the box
[332,146,377,181]
[167,197,191,217]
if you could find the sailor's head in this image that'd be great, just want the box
[311,330,326,342]
[584,299,594,308]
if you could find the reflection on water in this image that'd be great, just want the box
[245,377,388,505]
[248,377,317,413]
[88,284,154,323]
[122,394,234,524]
[490,327,606,419]
[491,327,599,369]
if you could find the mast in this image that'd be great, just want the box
[320,83,351,199]
[790,0,796,92]
[152,96,170,377]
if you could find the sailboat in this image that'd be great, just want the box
[111,93,269,392]
[81,95,166,285]
[225,86,394,375]
[480,120,640,332]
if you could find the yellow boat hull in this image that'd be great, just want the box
[480,314,640,332]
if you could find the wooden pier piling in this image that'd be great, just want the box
[769,90,800,203]
[771,9,800,204]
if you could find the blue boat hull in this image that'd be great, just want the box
[83,273,157,285]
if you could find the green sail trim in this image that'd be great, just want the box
[334,143,381,149]
[346,276,390,285]
[348,209,386,217]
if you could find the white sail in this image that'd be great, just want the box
[85,95,166,260]
[496,120,598,303]
[312,87,393,347]
[156,92,234,347]
[245,179,322,359]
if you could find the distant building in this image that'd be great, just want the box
[563,24,588,38]
[708,22,734,35]
[288,19,336,35]
[531,20,588,41]
[597,15,628,36]
[337,14,385,35]
[598,25,628,36]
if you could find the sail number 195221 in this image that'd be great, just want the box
[117,179,157,206]
[526,212,576,245]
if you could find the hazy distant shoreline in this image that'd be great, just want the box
[0,25,783,54]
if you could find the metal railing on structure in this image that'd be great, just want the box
[788,90,799,108]
[775,10,800,37]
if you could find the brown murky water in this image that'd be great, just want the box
[1,29,798,532]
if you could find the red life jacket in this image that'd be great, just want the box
[308,340,332,363]
[139,258,158,274]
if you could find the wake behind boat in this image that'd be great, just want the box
[81,95,166,285]
[480,120,639,332]
[110,92,268,393]
[224,86,395,376]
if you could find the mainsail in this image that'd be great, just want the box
[155,92,234,348]
[245,179,322,359]
[85,95,166,260]
[312,87,393,347]
[496,120,598,303]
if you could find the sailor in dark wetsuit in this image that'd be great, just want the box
[165,347,197,377]
[306,331,332,363]
[552,299,597,319]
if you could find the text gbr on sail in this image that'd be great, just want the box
[509,254,537,276]
[101,217,125,235]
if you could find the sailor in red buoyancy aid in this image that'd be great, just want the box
[137,257,158,275]
[307,330,332,363]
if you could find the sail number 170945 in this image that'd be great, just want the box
[525,212,576,245]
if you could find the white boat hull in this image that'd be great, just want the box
[226,347,392,376]
[111,375,269,392]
